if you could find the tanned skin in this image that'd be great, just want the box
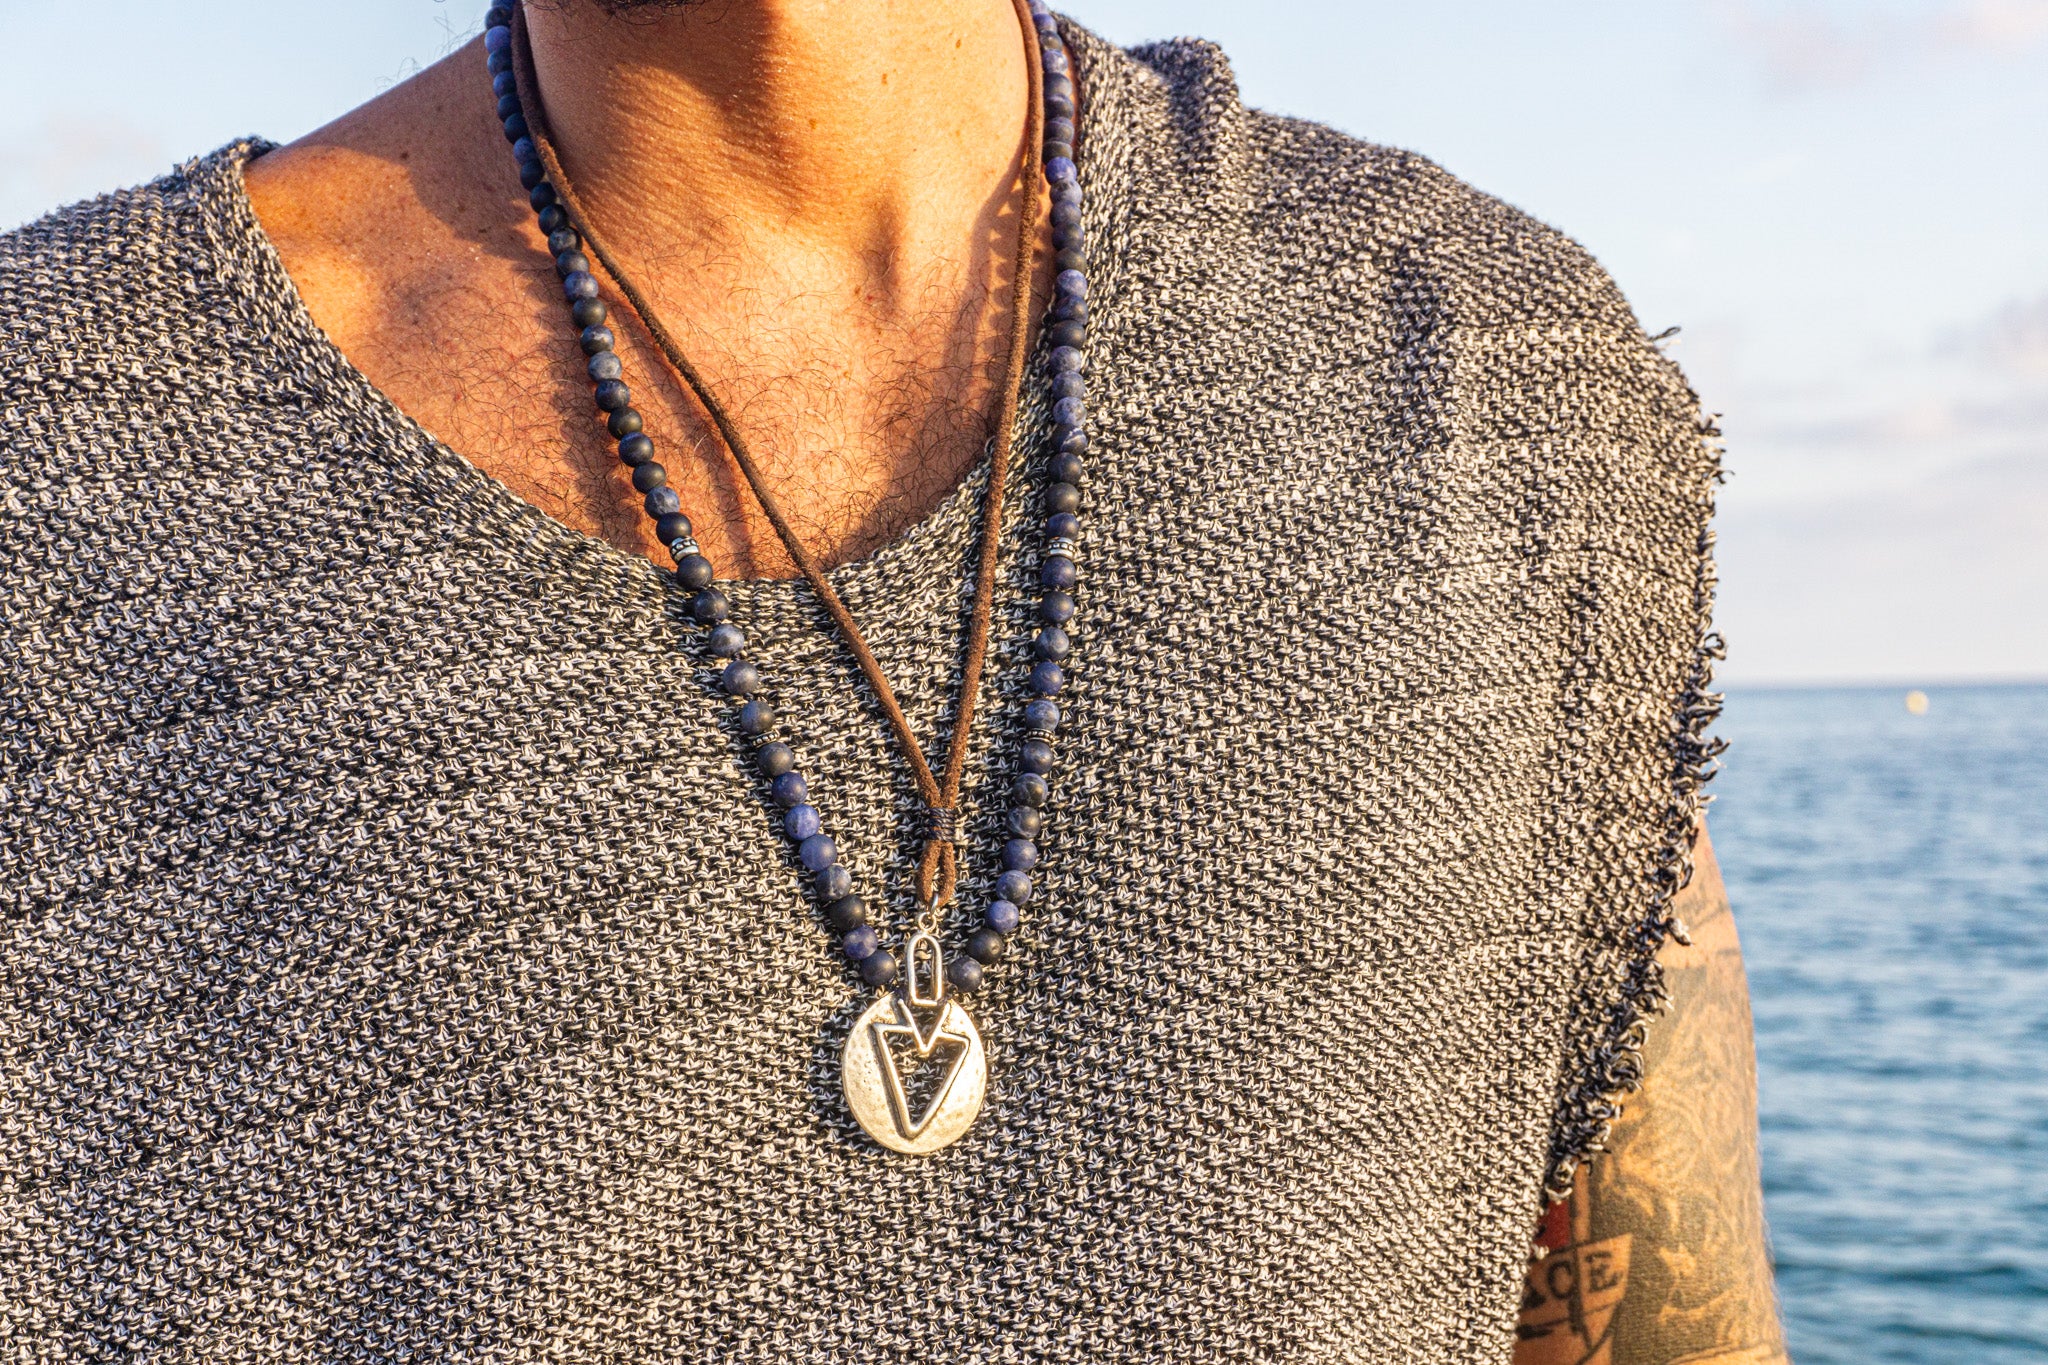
[244,5,1787,1354]
[1516,832,1790,1365]
[246,0,1047,576]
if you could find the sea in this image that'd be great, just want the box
[1713,683,2048,1363]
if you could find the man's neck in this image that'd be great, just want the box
[245,0,1043,574]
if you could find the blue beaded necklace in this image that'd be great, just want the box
[482,0,1087,1154]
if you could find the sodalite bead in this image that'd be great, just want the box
[799,834,838,873]
[484,24,512,53]
[1050,203,1081,237]
[1020,739,1054,775]
[946,956,984,993]
[772,772,808,807]
[968,928,1007,964]
[618,432,654,465]
[1055,268,1087,300]
[643,486,680,516]
[1047,155,1077,183]
[1041,557,1077,592]
[861,951,898,987]
[785,804,821,840]
[708,624,745,658]
[1044,482,1080,514]
[595,379,632,412]
[492,68,517,99]
[587,351,622,382]
[629,461,665,493]
[563,271,599,301]
[537,204,568,234]
[826,895,867,932]
[1049,452,1084,485]
[1050,345,1083,374]
[987,899,1020,934]
[555,249,591,279]
[1025,699,1061,733]
[995,870,1033,905]
[1030,661,1064,695]
[655,511,692,545]
[1051,372,1084,402]
[1035,626,1071,660]
[571,297,607,328]
[1008,806,1042,839]
[757,742,796,777]
[1052,396,1085,428]
[580,323,615,355]
[739,699,774,735]
[503,113,529,143]
[518,159,547,191]
[692,589,731,624]
[1012,773,1048,807]
[817,863,853,900]
[498,93,522,121]
[1039,591,1076,624]
[611,409,644,439]
[676,554,714,591]
[842,926,878,961]
[1003,839,1039,872]
[512,136,538,164]
[721,660,760,696]
[1050,319,1084,349]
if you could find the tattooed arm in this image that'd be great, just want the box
[1514,829,1790,1365]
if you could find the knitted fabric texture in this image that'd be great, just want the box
[0,22,1720,1365]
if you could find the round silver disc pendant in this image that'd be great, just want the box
[841,990,988,1155]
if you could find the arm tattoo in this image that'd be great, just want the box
[1514,833,1790,1365]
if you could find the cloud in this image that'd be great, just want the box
[1711,0,2048,91]
[0,112,166,229]
[1946,293,2048,380]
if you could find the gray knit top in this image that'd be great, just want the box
[0,22,1720,1365]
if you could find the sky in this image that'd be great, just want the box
[1,0,2042,684]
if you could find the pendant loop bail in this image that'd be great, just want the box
[903,930,946,1008]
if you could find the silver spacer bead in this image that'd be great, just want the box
[1046,537,1079,561]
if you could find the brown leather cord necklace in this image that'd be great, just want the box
[507,2,1045,920]
[490,0,1087,1153]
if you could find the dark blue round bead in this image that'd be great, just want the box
[570,296,607,328]
[826,895,867,932]
[580,323,615,355]
[1046,155,1078,183]
[512,136,537,163]
[721,659,760,696]
[643,486,681,516]
[548,227,581,255]
[529,185,557,215]
[1050,319,1085,349]
[1045,482,1080,515]
[1003,839,1039,872]
[1020,739,1054,775]
[492,68,517,99]
[1046,512,1080,541]
[1008,806,1043,839]
[1055,269,1087,299]
[946,955,985,993]
[1035,626,1071,660]
[987,898,1021,934]
[1030,661,1064,695]
[1055,244,1085,273]
[784,804,821,840]
[655,511,693,544]
[489,47,513,74]
[1025,699,1062,733]
[995,870,1034,905]
[968,928,1007,964]
[587,351,622,382]
[1050,202,1081,236]
[518,159,546,191]
[1012,773,1048,807]
[1052,396,1085,428]
[1052,372,1085,402]
[630,461,665,493]
[738,699,774,734]
[1047,116,1077,147]
[842,926,878,961]
[1058,427,1088,455]
[484,25,512,53]
[758,742,796,777]
[1041,557,1077,592]
[1053,295,1087,325]
[772,771,808,807]
[537,204,568,234]
[1039,591,1076,624]
[818,863,855,901]
[1045,141,1074,166]
[800,834,838,873]
[503,113,529,142]
[497,92,522,121]
[676,554,714,591]
[1050,452,1085,485]
[861,950,899,987]
[1043,47,1071,76]
[692,588,731,624]
[563,271,599,302]
[610,408,645,439]
[595,379,632,412]
[555,250,591,279]
[1050,345,1083,374]
[708,623,745,658]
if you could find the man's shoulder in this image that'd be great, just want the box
[1087,25,1640,334]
